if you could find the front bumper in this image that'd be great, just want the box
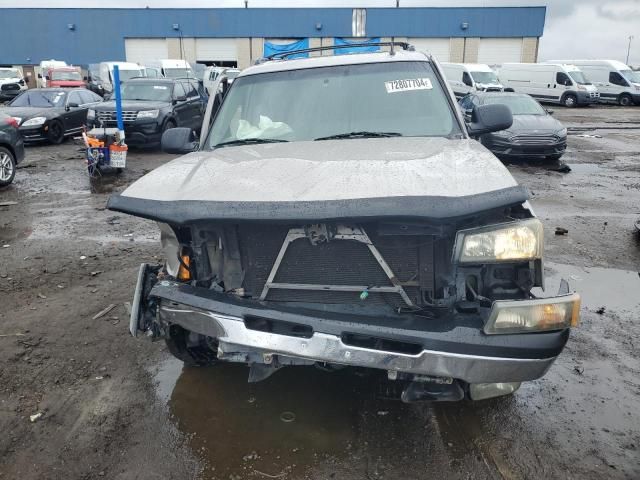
[486,137,567,158]
[19,124,48,143]
[576,90,600,105]
[89,119,162,146]
[132,266,571,384]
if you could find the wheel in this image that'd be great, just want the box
[162,119,176,133]
[47,120,65,144]
[562,94,578,108]
[619,94,633,107]
[164,324,218,367]
[0,147,16,187]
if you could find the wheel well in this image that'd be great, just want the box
[0,142,16,160]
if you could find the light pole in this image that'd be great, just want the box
[627,35,634,65]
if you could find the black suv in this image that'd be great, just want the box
[88,78,206,147]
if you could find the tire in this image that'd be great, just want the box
[47,120,65,144]
[162,119,176,133]
[619,94,633,107]
[0,146,16,187]
[164,324,218,367]
[562,94,578,108]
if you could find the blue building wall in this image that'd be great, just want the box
[0,7,546,65]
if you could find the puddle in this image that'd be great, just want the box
[542,262,640,312]
[155,359,371,478]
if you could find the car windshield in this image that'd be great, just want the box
[471,71,499,84]
[51,70,82,81]
[115,69,145,82]
[120,82,172,102]
[620,69,640,84]
[164,68,194,79]
[0,70,20,79]
[10,90,66,108]
[483,95,546,115]
[568,71,591,85]
[206,61,461,149]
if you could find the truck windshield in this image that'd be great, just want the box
[51,70,82,81]
[471,71,499,84]
[568,71,591,85]
[163,68,194,79]
[206,61,460,149]
[120,83,172,102]
[10,90,66,108]
[620,69,640,84]
[483,95,546,115]
[0,70,20,79]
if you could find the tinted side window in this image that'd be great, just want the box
[173,82,186,100]
[459,95,474,110]
[78,90,95,105]
[609,72,628,86]
[183,80,198,99]
[556,72,572,85]
[462,72,473,86]
[67,91,82,105]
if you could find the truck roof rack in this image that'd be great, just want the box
[259,41,414,63]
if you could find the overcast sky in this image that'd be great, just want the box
[2,1,639,65]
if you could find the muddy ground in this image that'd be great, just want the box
[1,106,639,480]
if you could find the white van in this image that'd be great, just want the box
[498,63,600,108]
[546,59,640,106]
[440,63,504,98]
[98,62,146,93]
[144,59,194,79]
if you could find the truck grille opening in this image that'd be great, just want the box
[244,315,313,339]
[341,333,423,355]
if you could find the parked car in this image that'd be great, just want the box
[0,112,25,187]
[88,78,205,147]
[441,63,504,98]
[41,66,85,88]
[108,44,580,403]
[460,92,568,161]
[0,68,28,103]
[498,63,600,108]
[91,62,146,96]
[0,88,102,144]
[546,59,640,106]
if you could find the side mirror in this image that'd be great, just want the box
[466,104,513,137]
[174,95,187,104]
[38,73,42,79]
[546,109,554,115]
[83,76,88,81]
[66,102,80,111]
[161,127,198,154]
[45,75,50,80]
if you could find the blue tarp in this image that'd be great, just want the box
[263,39,310,59]
[334,38,381,55]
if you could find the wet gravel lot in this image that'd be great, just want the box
[1,106,639,480]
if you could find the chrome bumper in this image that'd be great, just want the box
[157,301,557,384]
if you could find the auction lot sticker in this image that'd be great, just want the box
[385,78,433,93]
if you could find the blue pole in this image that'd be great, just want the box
[113,65,125,141]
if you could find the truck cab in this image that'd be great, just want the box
[43,67,85,88]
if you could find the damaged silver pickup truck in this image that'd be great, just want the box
[108,43,580,402]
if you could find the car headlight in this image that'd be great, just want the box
[11,117,22,125]
[137,110,159,119]
[485,293,581,334]
[454,219,543,263]
[556,127,567,137]
[87,109,95,120]
[22,116,47,127]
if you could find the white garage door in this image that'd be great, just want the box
[408,38,451,62]
[195,39,238,63]
[478,38,523,65]
[125,39,168,64]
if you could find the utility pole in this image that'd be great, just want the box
[627,35,634,65]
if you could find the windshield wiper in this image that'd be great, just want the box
[314,131,402,141]
[213,138,289,148]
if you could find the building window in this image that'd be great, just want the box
[352,8,366,37]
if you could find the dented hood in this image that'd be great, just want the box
[108,137,529,223]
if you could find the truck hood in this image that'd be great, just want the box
[108,137,529,223]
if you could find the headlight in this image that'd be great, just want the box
[87,109,95,120]
[137,110,159,119]
[455,219,543,263]
[556,127,567,137]
[485,293,581,334]
[22,116,47,127]
[11,117,22,125]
